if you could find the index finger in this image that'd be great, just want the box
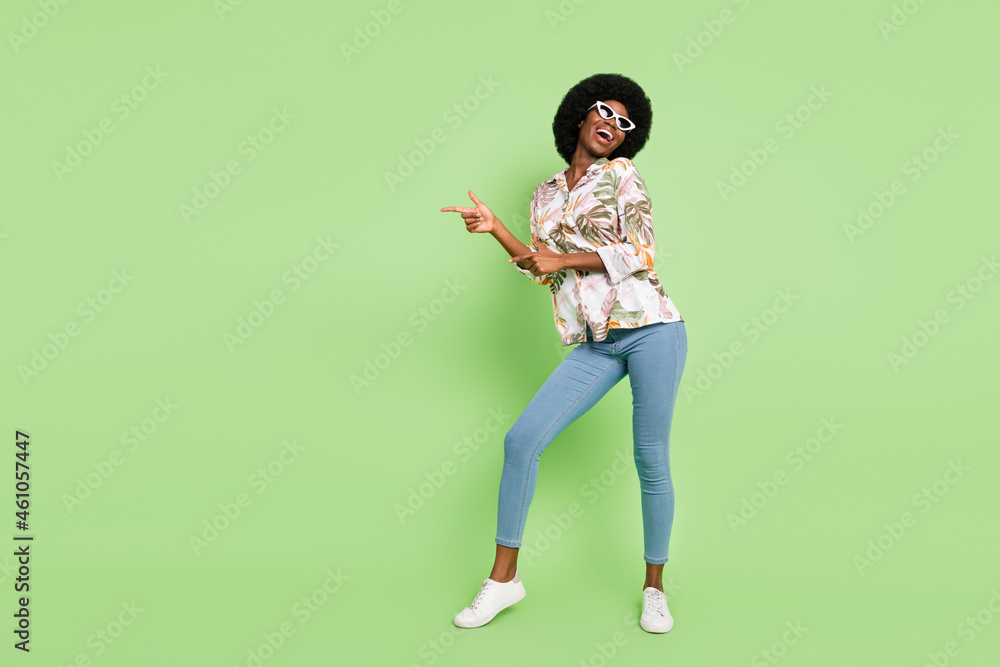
[440,206,473,213]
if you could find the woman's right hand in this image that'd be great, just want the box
[440,190,498,234]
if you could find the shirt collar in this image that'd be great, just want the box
[550,157,611,190]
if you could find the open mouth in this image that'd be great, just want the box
[595,127,613,144]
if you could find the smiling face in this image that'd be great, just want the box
[576,99,630,157]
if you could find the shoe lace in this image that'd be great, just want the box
[471,579,494,611]
[645,587,666,616]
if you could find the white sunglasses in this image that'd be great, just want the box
[587,101,635,132]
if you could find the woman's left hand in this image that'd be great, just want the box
[508,245,565,276]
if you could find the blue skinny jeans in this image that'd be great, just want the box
[495,320,688,564]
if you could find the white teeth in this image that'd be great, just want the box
[597,128,612,142]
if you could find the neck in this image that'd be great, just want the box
[567,146,603,180]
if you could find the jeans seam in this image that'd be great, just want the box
[673,323,685,398]
[636,323,681,564]
[511,357,623,545]
[649,323,684,564]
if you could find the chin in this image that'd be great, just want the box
[596,140,619,155]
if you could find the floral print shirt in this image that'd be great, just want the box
[513,156,683,346]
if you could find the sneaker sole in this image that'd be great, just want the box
[640,616,673,633]
[454,586,526,628]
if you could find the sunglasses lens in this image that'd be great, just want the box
[595,102,633,131]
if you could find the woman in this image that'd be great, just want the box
[440,73,687,634]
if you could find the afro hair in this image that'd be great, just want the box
[552,73,652,165]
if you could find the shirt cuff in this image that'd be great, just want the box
[596,243,637,284]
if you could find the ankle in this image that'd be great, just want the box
[490,568,516,583]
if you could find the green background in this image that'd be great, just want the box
[2,0,999,664]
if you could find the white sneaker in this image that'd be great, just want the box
[640,586,673,633]
[453,570,526,628]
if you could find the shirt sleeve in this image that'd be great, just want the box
[595,162,655,285]
[513,188,553,286]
